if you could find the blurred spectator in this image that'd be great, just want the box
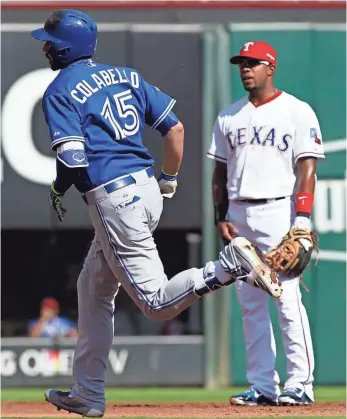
[28,297,78,338]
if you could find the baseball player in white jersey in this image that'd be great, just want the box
[208,41,325,406]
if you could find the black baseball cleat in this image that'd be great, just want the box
[44,389,104,417]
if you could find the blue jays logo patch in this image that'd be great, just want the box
[72,151,87,163]
[310,128,321,145]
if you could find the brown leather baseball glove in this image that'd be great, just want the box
[264,228,319,278]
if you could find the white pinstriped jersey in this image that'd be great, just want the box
[208,91,325,200]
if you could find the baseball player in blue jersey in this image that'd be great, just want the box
[32,10,282,417]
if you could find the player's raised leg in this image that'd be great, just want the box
[86,175,281,323]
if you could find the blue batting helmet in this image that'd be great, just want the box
[31,9,98,65]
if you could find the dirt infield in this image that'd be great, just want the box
[2,401,346,417]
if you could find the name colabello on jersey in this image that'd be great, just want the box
[71,68,140,104]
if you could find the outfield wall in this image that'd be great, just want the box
[1,337,204,387]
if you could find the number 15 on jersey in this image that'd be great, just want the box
[101,90,140,140]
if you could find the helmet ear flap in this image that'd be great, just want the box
[56,47,71,57]
[45,42,70,70]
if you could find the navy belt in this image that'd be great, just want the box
[237,196,286,205]
[104,166,154,194]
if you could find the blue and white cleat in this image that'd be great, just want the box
[44,389,104,417]
[278,388,314,405]
[229,388,278,406]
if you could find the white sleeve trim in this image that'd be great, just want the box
[294,152,325,164]
[51,136,85,149]
[56,141,85,152]
[152,99,176,130]
[207,152,227,163]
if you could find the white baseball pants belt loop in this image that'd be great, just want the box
[236,196,287,205]
[82,166,154,205]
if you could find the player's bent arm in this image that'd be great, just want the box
[293,157,317,230]
[212,161,238,241]
[162,121,184,176]
[141,76,183,175]
[212,161,228,223]
[53,141,89,194]
[54,160,75,194]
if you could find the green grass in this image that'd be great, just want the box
[1,386,346,403]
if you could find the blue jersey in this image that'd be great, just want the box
[28,317,76,338]
[42,59,179,192]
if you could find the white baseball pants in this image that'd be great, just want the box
[228,197,315,402]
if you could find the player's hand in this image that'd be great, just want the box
[157,170,178,199]
[49,182,67,222]
[217,220,239,243]
[292,215,312,231]
[291,216,312,251]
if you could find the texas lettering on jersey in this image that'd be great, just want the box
[208,91,325,200]
[227,126,291,152]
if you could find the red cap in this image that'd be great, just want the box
[230,41,277,66]
[41,297,59,310]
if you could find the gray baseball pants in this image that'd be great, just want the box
[70,168,209,412]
